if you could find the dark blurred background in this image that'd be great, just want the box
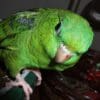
[0,0,100,51]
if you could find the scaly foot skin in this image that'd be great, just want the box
[5,69,42,100]
[6,73,33,100]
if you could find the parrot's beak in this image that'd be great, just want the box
[55,44,72,63]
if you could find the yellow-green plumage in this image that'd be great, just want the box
[0,8,94,77]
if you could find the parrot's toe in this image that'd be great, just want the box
[31,69,42,86]
[7,73,33,100]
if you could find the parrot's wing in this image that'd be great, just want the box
[0,10,39,77]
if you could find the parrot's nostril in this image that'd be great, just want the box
[65,54,71,60]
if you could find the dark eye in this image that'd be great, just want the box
[76,52,81,55]
[55,22,61,35]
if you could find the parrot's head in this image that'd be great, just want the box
[40,9,94,70]
[53,10,94,68]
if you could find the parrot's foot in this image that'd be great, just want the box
[6,73,33,100]
[5,69,42,100]
[21,69,42,86]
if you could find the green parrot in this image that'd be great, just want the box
[0,8,93,100]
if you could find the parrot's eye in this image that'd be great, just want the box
[55,22,61,35]
[76,52,81,55]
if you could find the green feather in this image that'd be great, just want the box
[0,8,94,77]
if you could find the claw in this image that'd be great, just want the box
[5,73,32,100]
[31,69,42,86]
[16,73,33,100]
[5,69,42,100]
